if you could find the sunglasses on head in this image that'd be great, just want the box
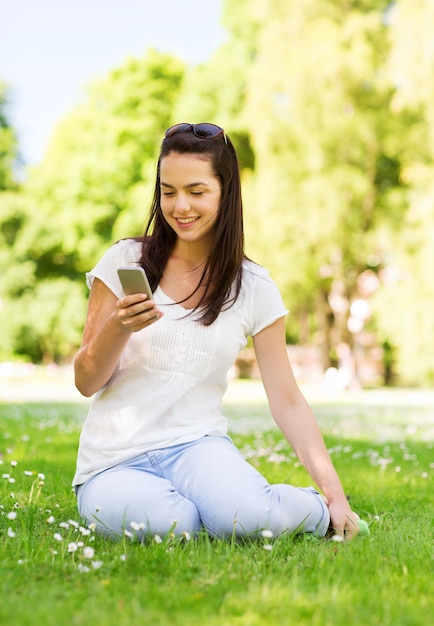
[164,123,227,144]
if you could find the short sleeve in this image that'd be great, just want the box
[242,262,288,336]
[86,239,142,299]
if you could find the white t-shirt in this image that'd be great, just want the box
[73,239,288,485]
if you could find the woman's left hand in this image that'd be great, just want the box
[327,499,360,540]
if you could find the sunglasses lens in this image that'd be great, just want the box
[165,123,191,139]
[164,123,225,142]
[193,124,223,138]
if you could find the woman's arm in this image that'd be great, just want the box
[253,317,359,538]
[74,278,163,397]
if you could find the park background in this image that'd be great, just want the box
[1,4,434,625]
[1,0,434,388]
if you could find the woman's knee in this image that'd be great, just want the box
[198,487,277,538]
[77,468,201,539]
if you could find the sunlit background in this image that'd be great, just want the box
[1,0,225,164]
[1,0,434,390]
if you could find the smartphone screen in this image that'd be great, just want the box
[117,267,153,300]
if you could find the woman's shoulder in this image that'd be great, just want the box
[100,238,142,265]
[86,238,143,295]
[242,258,273,282]
[238,258,287,332]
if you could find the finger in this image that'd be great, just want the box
[125,308,163,332]
[117,294,152,310]
[343,516,361,540]
[344,526,359,541]
[117,297,156,319]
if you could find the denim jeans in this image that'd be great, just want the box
[76,435,329,539]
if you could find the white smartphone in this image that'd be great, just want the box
[117,266,153,300]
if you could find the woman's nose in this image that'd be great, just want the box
[175,196,190,212]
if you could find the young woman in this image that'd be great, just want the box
[73,123,359,541]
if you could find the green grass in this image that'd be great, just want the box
[1,382,433,626]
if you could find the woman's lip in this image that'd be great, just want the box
[176,217,199,225]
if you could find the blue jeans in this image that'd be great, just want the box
[76,435,329,539]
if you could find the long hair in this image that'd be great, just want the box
[139,126,245,325]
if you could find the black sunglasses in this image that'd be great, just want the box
[164,123,227,144]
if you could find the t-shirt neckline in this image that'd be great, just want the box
[155,286,195,313]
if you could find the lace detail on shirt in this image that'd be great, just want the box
[149,304,215,378]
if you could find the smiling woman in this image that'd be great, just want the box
[72,122,360,542]
[142,121,244,324]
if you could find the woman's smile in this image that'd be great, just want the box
[176,216,200,225]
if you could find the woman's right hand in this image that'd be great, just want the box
[116,293,163,333]
[74,279,163,397]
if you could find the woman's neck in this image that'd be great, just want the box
[171,240,210,269]
[160,248,209,310]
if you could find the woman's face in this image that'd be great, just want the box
[159,152,221,247]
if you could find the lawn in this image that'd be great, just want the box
[1,380,433,626]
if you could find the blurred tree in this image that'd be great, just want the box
[2,1,434,385]
[0,50,185,362]
[0,82,19,190]
[24,49,185,278]
[370,0,434,384]
[0,83,23,359]
[239,0,409,379]
[0,192,32,357]
[172,0,260,171]
[172,47,255,171]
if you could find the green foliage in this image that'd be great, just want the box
[0,50,185,362]
[0,82,18,191]
[1,1,434,384]
[1,279,87,363]
[26,48,185,274]
[371,176,434,385]
[373,0,434,384]
[241,2,408,369]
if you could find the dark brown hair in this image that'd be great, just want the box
[139,126,245,325]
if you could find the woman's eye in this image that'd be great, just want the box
[191,191,203,196]
[162,191,175,197]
